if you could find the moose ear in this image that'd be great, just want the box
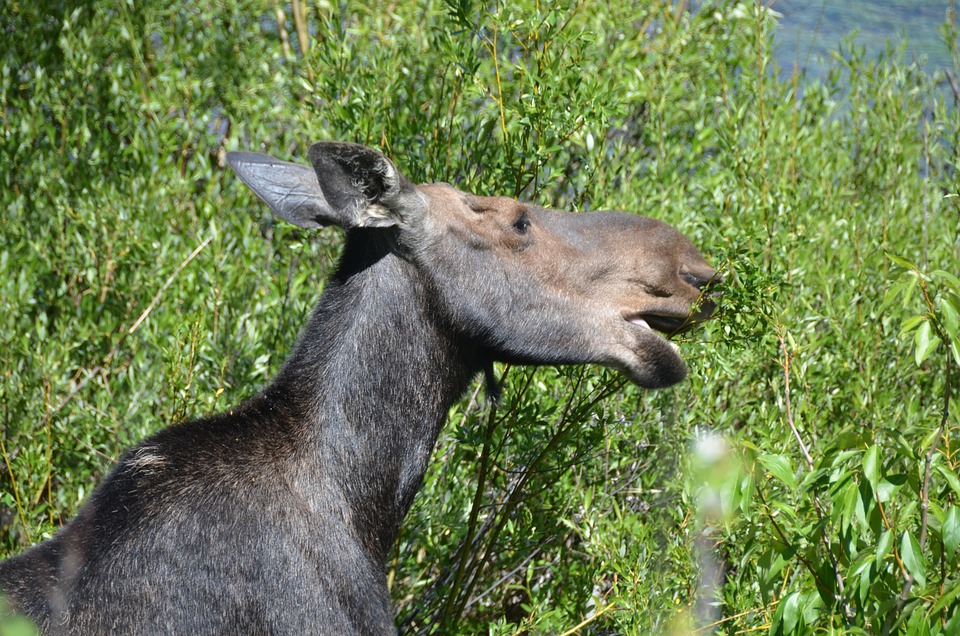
[227,143,422,230]
[227,151,338,229]
[307,142,422,229]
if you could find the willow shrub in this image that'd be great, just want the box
[2,1,958,634]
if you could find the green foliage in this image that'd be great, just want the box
[1,0,959,633]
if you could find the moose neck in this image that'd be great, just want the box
[272,230,481,562]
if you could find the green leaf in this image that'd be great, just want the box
[875,529,893,563]
[946,600,960,635]
[800,467,829,493]
[932,269,960,291]
[863,444,880,493]
[840,480,858,533]
[900,530,926,588]
[855,480,874,528]
[855,555,874,606]
[943,506,960,560]
[899,314,925,336]
[887,253,918,271]
[936,464,960,498]
[940,295,960,335]
[881,277,912,312]
[929,579,960,615]
[887,429,918,459]
[913,320,940,366]
[905,608,932,636]
[759,545,794,591]
[758,454,798,490]
[782,591,802,634]
[800,591,821,626]
[876,476,904,503]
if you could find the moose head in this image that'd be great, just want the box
[229,142,719,391]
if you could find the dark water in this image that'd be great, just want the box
[771,0,955,79]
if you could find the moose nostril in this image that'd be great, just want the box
[682,272,709,290]
[682,271,724,292]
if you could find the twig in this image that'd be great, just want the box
[3,234,214,545]
[776,328,852,620]
[0,429,30,545]
[556,598,620,636]
[290,0,314,82]
[127,235,214,335]
[881,279,954,635]
[465,544,544,609]
[776,329,813,470]
[273,0,293,62]
[438,392,500,626]
[945,68,960,106]
[754,486,826,596]
[450,372,623,619]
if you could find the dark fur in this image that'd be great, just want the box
[0,142,718,634]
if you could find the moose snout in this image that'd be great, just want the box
[681,267,723,323]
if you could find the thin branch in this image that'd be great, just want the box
[6,235,213,546]
[451,372,623,617]
[776,327,852,620]
[273,0,293,62]
[556,597,620,636]
[776,329,813,470]
[754,486,826,595]
[945,68,960,106]
[465,544,544,609]
[127,235,214,335]
[882,279,954,635]
[0,429,30,545]
[437,394,500,626]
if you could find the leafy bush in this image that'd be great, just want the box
[1,1,958,634]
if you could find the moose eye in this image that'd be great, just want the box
[513,213,531,234]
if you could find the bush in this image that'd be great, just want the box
[1,1,958,633]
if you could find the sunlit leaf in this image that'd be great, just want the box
[800,592,821,625]
[875,529,893,563]
[932,466,960,501]
[940,295,960,335]
[913,321,940,366]
[929,580,960,615]
[876,476,903,503]
[887,253,918,271]
[899,314,925,336]
[840,480,858,533]
[782,591,802,634]
[863,444,880,493]
[943,505,960,560]
[881,277,912,312]
[932,269,960,291]
[900,531,925,588]
[758,454,797,490]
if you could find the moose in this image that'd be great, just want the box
[0,142,718,634]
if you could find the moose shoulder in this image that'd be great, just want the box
[0,142,719,634]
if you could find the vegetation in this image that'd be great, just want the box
[2,0,958,633]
